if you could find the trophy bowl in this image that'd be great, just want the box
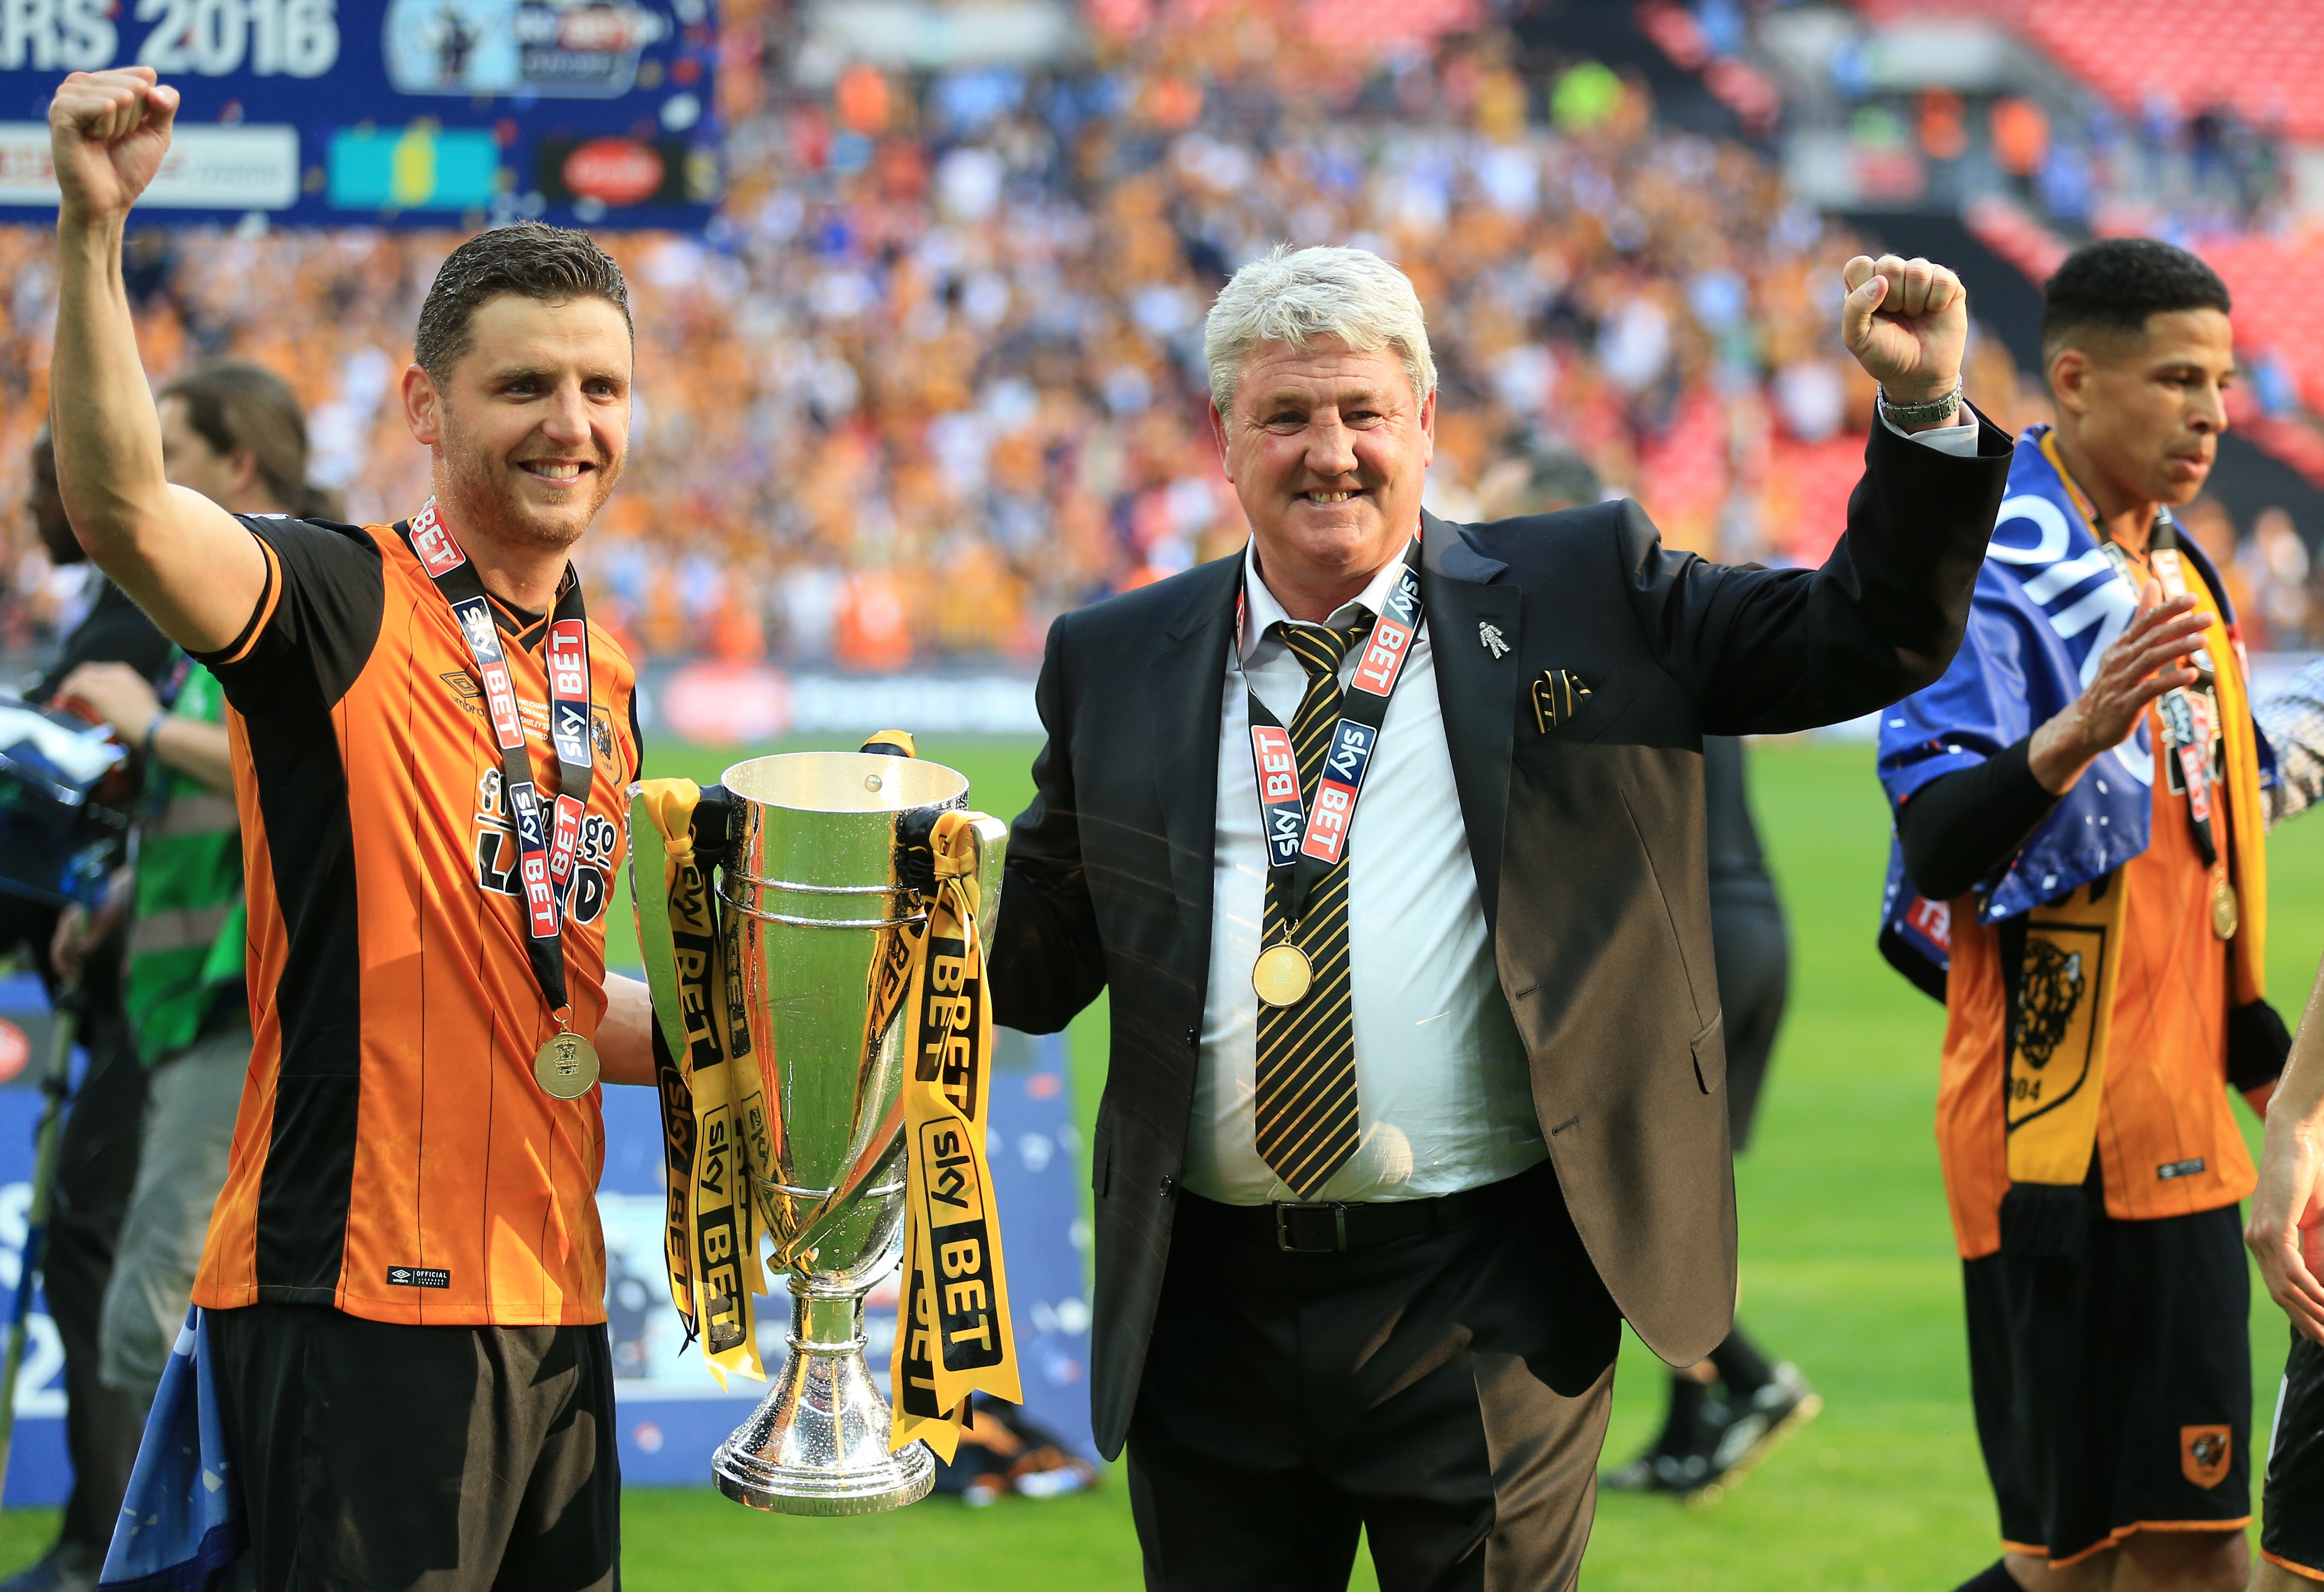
[633,750,1006,1515]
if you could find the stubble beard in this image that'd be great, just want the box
[436,432,617,557]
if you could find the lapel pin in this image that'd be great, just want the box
[1532,669,1590,734]
[1478,622,1510,659]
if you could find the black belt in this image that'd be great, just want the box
[1184,1170,1533,1255]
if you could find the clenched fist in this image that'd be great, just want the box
[48,66,180,224]
[1840,253,1969,410]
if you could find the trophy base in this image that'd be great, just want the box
[711,1438,935,1517]
[710,1287,935,1516]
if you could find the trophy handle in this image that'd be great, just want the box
[960,812,1008,943]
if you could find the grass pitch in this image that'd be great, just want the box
[7,737,2313,1590]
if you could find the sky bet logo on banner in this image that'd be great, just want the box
[0,0,722,229]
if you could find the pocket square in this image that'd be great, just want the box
[1531,669,1590,734]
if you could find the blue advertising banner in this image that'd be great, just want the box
[0,0,721,229]
[0,974,82,1511]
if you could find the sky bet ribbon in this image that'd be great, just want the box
[890,809,1020,1462]
[634,778,771,1388]
[1240,539,1425,937]
[406,497,595,1018]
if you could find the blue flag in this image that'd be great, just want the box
[97,1308,245,1592]
[1874,425,2270,992]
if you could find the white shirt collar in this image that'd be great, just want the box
[1237,538,1415,663]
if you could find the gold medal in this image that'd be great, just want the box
[2211,876,2239,941]
[533,1030,601,1099]
[1252,943,1314,1008]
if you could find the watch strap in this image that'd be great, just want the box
[1877,376,1965,427]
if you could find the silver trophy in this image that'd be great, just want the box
[630,750,1007,1515]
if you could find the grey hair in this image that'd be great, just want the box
[1203,244,1438,422]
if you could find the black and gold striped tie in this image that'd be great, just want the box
[1253,619,1370,1198]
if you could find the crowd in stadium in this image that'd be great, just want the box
[0,4,2305,669]
[4,6,2313,672]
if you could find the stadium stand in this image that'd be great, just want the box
[1857,0,2324,145]
[0,0,2312,667]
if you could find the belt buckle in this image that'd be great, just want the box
[1273,1201,1349,1254]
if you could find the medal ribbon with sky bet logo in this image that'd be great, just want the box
[1240,540,1425,1196]
[407,498,600,1075]
[1240,539,1424,956]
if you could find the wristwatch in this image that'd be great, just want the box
[1877,377,1964,428]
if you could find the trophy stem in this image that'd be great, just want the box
[710,1274,935,1515]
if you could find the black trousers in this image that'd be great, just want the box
[1709,895,1788,1155]
[1127,1161,1620,1592]
[48,1011,147,1553]
[206,1305,621,1592]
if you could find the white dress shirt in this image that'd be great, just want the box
[1183,543,1545,1205]
[1181,414,1984,1207]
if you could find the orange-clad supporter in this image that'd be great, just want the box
[46,68,667,1592]
[1877,240,2279,1592]
[1991,97,2052,179]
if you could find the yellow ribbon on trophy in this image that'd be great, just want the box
[889,808,1022,1461]
[638,778,771,1389]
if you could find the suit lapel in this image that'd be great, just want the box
[1421,512,1520,936]
[1152,557,1239,924]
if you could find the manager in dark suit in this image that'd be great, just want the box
[988,244,2012,1590]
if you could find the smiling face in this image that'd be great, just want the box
[402,292,632,557]
[1211,336,1434,608]
[2048,307,2235,512]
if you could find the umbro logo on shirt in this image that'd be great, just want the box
[387,1267,452,1289]
[440,674,615,759]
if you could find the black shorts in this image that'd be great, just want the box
[1963,1190,2250,1567]
[205,1304,621,1592]
[2265,1329,2324,1581]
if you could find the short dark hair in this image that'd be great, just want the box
[1508,448,1600,515]
[412,222,632,384]
[2040,238,2231,363]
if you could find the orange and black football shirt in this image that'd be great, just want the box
[189,514,640,1327]
[1934,545,2258,1259]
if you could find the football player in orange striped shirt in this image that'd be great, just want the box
[1880,240,2276,1592]
[49,68,667,1591]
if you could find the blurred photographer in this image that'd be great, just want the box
[0,430,171,1592]
[30,364,321,1592]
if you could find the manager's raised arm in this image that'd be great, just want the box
[47,67,268,652]
[1638,253,2014,735]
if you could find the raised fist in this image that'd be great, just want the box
[48,67,180,223]
[1840,253,1970,407]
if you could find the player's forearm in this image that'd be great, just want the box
[51,210,174,569]
[152,717,235,793]
[596,972,660,1087]
[2270,961,2324,1135]
[2027,704,2103,795]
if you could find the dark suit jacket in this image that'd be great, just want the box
[989,415,2014,1458]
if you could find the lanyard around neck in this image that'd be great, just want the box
[406,498,595,1013]
[2092,533,2223,868]
[1236,539,1424,929]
